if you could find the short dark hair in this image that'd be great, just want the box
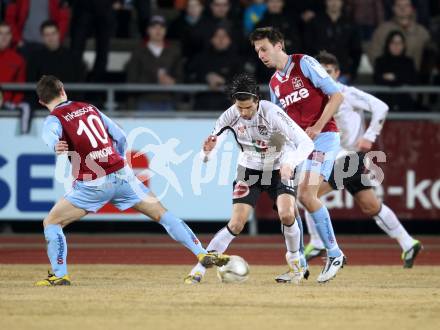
[40,20,59,34]
[315,50,340,70]
[228,73,259,102]
[36,75,64,104]
[249,27,285,47]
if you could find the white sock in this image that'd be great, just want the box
[286,251,300,269]
[305,211,325,249]
[282,221,301,253]
[189,226,236,276]
[206,226,237,252]
[373,203,414,251]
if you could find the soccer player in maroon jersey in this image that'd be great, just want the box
[250,27,345,283]
[34,75,229,286]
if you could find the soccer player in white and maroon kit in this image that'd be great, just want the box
[303,52,422,268]
[250,27,345,282]
[34,75,228,286]
[184,73,314,284]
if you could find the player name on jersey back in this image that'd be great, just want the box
[61,105,94,122]
[51,101,125,181]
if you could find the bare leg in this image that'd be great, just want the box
[132,192,206,256]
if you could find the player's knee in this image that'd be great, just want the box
[43,216,58,227]
[228,219,246,234]
[278,209,295,226]
[359,200,381,217]
[149,212,163,223]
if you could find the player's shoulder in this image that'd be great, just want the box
[299,54,329,79]
[259,100,286,121]
[220,104,240,123]
[299,54,319,65]
[71,101,96,108]
[43,114,59,122]
[260,100,281,113]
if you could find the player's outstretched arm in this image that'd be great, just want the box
[201,106,235,162]
[203,135,217,154]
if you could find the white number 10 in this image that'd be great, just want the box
[77,115,108,148]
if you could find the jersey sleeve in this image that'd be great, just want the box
[346,86,388,142]
[42,115,62,152]
[98,111,127,158]
[269,86,283,108]
[269,103,314,170]
[300,55,341,96]
[201,106,236,162]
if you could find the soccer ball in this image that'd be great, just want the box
[217,255,250,283]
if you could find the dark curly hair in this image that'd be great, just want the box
[227,73,260,102]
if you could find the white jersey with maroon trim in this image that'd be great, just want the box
[335,82,388,153]
[205,100,314,171]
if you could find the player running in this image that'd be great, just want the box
[34,75,229,286]
[302,51,422,268]
[250,27,346,283]
[184,73,314,284]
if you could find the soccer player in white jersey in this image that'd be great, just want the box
[184,73,314,284]
[302,51,422,268]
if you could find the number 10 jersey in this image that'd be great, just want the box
[50,101,125,181]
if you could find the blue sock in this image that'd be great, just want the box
[159,211,206,256]
[44,224,68,277]
[310,206,341,257]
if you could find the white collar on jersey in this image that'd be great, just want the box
[276,55,295,82]
[54,100,73,109]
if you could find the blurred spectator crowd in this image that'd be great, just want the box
[0,0,440,114]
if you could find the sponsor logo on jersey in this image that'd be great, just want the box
[279,88,310,108]
[253,139,268,153]
[62,105,94,122]
[258,125,268,136]
[237,124,246,135]
[292,76,304,90]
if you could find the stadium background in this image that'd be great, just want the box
[1,0,439,234]
[1,2,440,329]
